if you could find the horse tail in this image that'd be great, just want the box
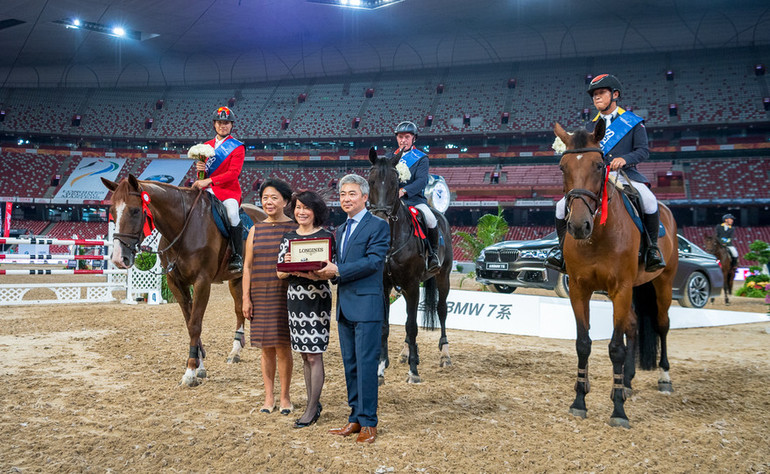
[421,276,438,331]
[633,281,659,371]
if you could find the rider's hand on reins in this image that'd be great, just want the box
[609,157,627,170]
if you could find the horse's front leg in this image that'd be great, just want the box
[608,288,633,428]
[378,285,393,386]
[181,281,211,387]
[226,278,246,363]
[403,290,421,383]
[568,285,592,419]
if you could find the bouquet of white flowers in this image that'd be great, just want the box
[551,136,569,155]
[188,144,215,180]
[396,161,411,183]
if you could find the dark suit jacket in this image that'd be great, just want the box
[589,113,650,184]
[386,149,429,207]
[335,211,390,322]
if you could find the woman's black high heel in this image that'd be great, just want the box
[292,403,322,429]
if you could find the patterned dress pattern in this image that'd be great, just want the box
[277,228,336,353]
[248,220,298,348]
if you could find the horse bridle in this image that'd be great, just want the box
[562,147,608,218]
[113,185,205,258]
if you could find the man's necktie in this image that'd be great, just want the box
[342,218,354,253]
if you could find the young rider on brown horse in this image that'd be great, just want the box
[385,121,440,272]
[547,74,666,273]
[716,213,739,267]
[192,106,246,272]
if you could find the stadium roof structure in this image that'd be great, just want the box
[1,0,768,87]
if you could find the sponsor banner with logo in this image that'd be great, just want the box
[138,159,193,185]
[54,158,125,202]
[389,289,769,340]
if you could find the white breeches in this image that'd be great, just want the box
[555,176,658,219]
[415,203,437,228]
[727,246,738,258]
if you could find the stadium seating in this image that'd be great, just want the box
[687,158,769,200]
[9,219,50,236]
[0,151,64,197]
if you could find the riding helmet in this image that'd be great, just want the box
[213,106,236,122]
[394,121,419,136]
[587,74,622,98]
[722,213,735,221]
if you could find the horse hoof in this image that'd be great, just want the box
[196,367,207,379]
[406,374,422,384]
[399,355,408,364]
[569,408,587,419]
[658,381,674,393]
[180,375,200,387]
[439,356,452,368]
[608,417,630,429]
[226,354,241,364]
[378,376,385,386]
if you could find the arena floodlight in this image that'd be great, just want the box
[53,18,158,41]
[306,0,405,9]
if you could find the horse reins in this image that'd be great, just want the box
[114,185,205,263]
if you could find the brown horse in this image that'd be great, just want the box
[702,234,737,305]
[102,175,265,386]
[554,121,679,428]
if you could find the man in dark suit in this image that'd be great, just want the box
[315,174,390,444]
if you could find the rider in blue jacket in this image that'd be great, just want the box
[386,121,440,272]
[547,74,665,273]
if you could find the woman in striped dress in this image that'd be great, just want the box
[243,179,297,415]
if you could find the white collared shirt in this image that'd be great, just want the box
[342,208,368,251]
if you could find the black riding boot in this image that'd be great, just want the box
[643,211,666,272]
[545,218,568,273]
[426,226,441,273]
[228,225,244,272]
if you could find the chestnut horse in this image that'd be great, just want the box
[102,175,265,387]
[554,121,679,428]
[703,234,737,305]
[367,148,453,384]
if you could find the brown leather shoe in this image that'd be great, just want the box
[328,422,361,437]
[356,426,377,444]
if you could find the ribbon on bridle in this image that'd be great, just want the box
[141,191,155,236]
[562,146,610,225]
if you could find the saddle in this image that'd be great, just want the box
[608,174,664,262]
[407,205,444,266]
[208,193,254,241]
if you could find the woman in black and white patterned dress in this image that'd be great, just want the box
[277,190,335,428]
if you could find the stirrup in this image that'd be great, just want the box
[427,254,441,272]
[644,248,665,272]
[228,255,244,272]
[545,248,566,273]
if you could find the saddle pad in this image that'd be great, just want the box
[209,193,254,239]
[620,192,665,238]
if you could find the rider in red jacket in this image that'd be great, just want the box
[192,106,245,271]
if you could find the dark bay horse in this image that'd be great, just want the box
[367,148,453,384]
[554,121,679,428]
[703,234,737,305]
[102,175,265,386]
